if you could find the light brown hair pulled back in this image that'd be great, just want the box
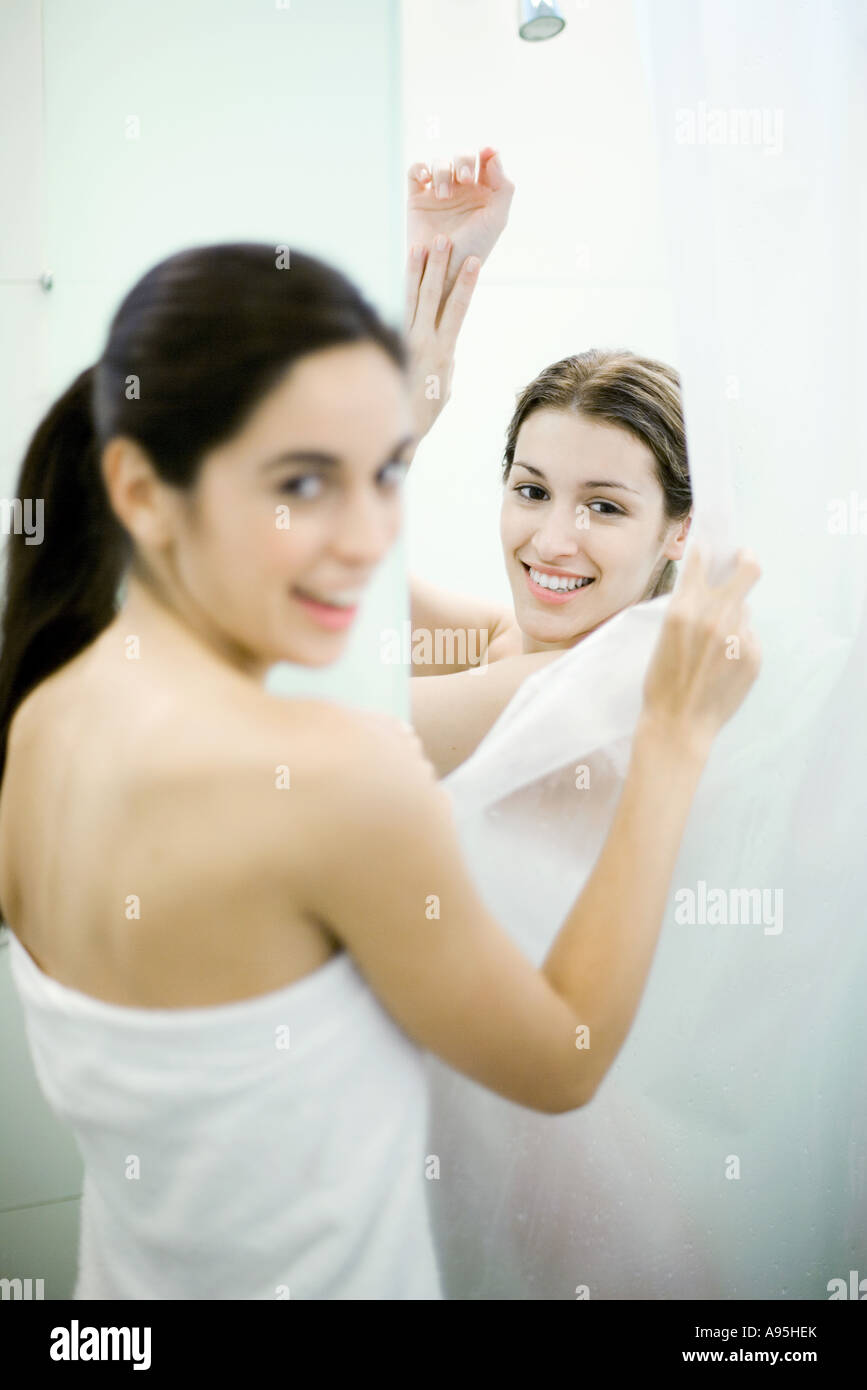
[503,349,692,597]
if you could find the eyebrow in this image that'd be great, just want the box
[511,462,641,495]
[262,437,416,471]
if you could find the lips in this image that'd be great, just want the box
[293,585,361,609]
[292,588,359,631]
[522,561,596,605]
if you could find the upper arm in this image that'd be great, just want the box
[288,709,589,1114]
[410,650,564,777]
[409,573,519,676]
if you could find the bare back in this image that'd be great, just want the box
[0,632,341,1008]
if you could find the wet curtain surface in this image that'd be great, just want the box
[425,0,867,1300]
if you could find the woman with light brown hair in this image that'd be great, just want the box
[404,151,697,775]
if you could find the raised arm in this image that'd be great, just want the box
[403,149,545,763]
[291,547,762,1114]
[404,148,515,453]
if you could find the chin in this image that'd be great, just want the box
[521,595,618,647]
[288,634,352,668]
[274,646,341,669]
[516,610,576,645]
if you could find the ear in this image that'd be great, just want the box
[101,438,174,549]
[662,510,692,562]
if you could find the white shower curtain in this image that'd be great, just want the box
[424,0,867,1299]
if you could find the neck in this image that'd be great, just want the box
[110,569,271,687]
[520,620,606,657]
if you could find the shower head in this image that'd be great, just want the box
[518,0,566,41]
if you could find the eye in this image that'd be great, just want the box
[277,473,326,499]
[378,458,410,488]
[588,500,625,516]
[515,483,550,502]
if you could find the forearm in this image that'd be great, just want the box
[405,233,482,453]
[405,340,456,456]
[437,254,464,310]
[542,714,709,1098]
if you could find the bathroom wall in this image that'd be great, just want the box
[0,0,405,1297]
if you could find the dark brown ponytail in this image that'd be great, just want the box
[0,366,131,791]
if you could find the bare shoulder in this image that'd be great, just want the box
[186,689,445,852]
[253,691,449,852]
[261,694,444,809]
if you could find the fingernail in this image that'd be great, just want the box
[436,182,449,199]
[458,164,472,181]
[434,233,448,251]
[465,256,480,274]
[418,167,429,181]
[410,243,423,262]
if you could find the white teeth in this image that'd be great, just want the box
[528,566,592,592]
[298,588,362,608]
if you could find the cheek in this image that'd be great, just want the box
[199,491,300,582]
[499,498,525,551]
[383,493,405,543]
[593,520,649,566]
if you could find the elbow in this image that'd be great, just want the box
[539,1018,608,1113]
[519,1019,611,1112]
[549,1085,598,1116]
[513,1067,600,1115]
[550,1060,605,1114]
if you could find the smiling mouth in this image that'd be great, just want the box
[293,586,360,610]
[292,586,360,631]
[522,562,595,599]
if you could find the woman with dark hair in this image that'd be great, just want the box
[0,240,759,1299]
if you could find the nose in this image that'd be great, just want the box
[329,483,399,571]
[533,501,584,561]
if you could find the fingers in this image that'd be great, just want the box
[407,161,432,195]
[478,147,511,192]
[675,543,761,606]
[437,254,481,345]
[690,549,761,664]
[431,157,454,200]
[410,149,511,199]
[717,555,761,659]
[408,148,511,193]
[454,152,476,184]
[404,241,428,330]
[719,548,762,603]
[415,234,452,328]
[414,149,508,195]
[681,541,707,582]
[671,541,708,605]
[703,551,761,637]
[743,628,762,674]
